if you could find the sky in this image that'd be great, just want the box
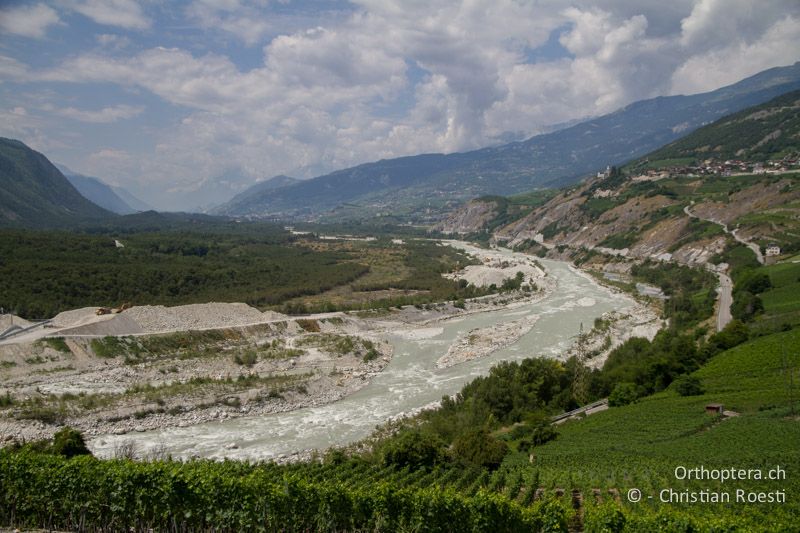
[1,0,799,211]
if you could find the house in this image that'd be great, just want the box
[766,245,781,257]
[705,403,724,415]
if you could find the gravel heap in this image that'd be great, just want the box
[52,307,103,328]
[1,314,32,330]
[124,303,283,333]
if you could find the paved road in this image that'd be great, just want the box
[731,228,765,264]
[716,271,733,331]
[684,204,764,264]
[682,204,743,331]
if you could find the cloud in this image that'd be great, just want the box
[55,104,144,123]
[3,0,800,210]
[671,14,800,95]
[185,0,272,46]
[63,0,151,30]
[96,33,132,49]
[84,147,136,178]
[0,3,60,38]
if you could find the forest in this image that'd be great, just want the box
[0,226,492,318]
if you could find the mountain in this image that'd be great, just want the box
[57,166,137,215]
[437,90,800,265]
[631,89,800,166]
[0,138,114,227]
[111,185,153,212]
[212,175,300,216]
[222,61,800,221]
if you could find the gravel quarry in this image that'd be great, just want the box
[45,302,290,338]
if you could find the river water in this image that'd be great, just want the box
[90,249,632,460]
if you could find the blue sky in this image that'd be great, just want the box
[1,0,799,210]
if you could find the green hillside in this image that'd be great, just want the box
[639,89,800,166]
[0,138,113,227]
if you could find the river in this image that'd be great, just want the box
[90,247,634,460]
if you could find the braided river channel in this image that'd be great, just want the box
[90,244,635,460]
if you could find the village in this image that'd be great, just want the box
[630,153,800,181]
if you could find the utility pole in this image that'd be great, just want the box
[572,323,589,406]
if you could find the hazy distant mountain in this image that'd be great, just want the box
[56,167,134,215]
[111,185,153,212]
[222,61,800,221]
[0,138,113,227]
[212,175,300,216]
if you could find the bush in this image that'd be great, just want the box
[382,429,446,469]
[705,320,749,355]
[608,382,638,407]
[741,271,772,294]
[731,291,763,322]
[673,375,704,396]
[509,412,558,451]
[451,428,508,469]
[233,351,258,366]
[51,427,91,458]
[296,319,320,332]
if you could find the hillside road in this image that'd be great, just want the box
[717,271,733,331]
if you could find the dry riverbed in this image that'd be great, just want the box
[0,308,392,444]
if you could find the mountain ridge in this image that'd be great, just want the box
[0,138,114,228]
[212,175,301,215]
[221,61,800,221]
[57,166,138,215]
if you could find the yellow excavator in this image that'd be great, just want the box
[95,302,133,315]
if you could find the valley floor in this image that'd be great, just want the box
[0,241,659,457]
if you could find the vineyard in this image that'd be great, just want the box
[2,329,798,531]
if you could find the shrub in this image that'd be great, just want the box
[382,429,446,469]
[43,337,70,353]
[51,427,91,458]
[673,375,704,396]
[452,428,509,469]
[608,382,638,407]
[705,320,749,355]
[731,291,763,322]
[296,319,320,332]
[234,351,258,367]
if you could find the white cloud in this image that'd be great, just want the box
[0,3,60,39]
[55,104,144,123]
[671,14,800,95]
[186,0,272,46]
[4,0,800,210]
[96,33,132,49]
[85,147,136,178]
[64,0,151,30]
